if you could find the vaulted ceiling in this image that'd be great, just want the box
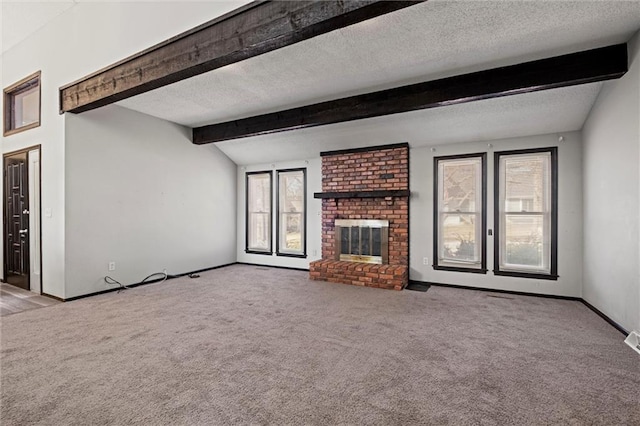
[119,1,640,128]
[5,1,640,165]
[115,0,640,164]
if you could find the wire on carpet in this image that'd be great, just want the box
[104,276,129,293]
[104,271,169,293]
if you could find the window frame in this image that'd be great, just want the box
[245,170,273,255]
[433,152,487,274]
[4,71,41,137]
[276,168,307,258]
[493,147,558,280]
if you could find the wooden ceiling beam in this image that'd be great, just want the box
[193,43,628,145]
[59,0,424,114]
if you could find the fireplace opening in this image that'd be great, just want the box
[335,219,389,264]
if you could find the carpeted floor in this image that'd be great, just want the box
[1,264,638,425]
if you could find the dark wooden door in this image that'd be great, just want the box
[4,152,29,290]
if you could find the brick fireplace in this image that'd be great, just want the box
[309,143,409,290]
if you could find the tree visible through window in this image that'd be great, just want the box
[495,148,557,278]
[277,169,306,257]
[246,172,272,253]
[434,154,486,272]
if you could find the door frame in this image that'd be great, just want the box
[3,144,42,294]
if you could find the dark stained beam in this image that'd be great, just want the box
[193,43,628,144]
[59,1,424,114]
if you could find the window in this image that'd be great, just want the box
[434,154,486,273]
[246,171,272,254]
[277,169,306,257]
[4,71,41,136]
[494,148,557,279]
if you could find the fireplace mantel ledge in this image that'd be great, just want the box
[313,190,410,199]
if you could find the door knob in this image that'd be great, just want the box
[18,229,28,235]
[23,209,29,214]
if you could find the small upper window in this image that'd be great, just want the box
[4,71,41,136]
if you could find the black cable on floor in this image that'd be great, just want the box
[104,271,169,293]
[104,276,129,293]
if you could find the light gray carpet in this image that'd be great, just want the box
[1,264,638,425]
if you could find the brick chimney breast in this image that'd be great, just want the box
[310,144,409,290]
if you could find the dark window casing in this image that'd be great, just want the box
[493,147,558,280]
[276,168,307,258]
[245,171,273,255]
[433,153,487,274]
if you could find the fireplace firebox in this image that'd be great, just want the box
[334,219,389,264]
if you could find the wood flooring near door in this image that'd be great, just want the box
[0,283,60,316]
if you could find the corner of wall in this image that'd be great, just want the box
[581,29,640,332]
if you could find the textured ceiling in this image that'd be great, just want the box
[215,82,604,165]
[6,1,639,165]
[117,1,640,128]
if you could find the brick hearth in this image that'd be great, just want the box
[309,143,409,290]
[309,260,408,290]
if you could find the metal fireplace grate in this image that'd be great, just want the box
[335,219,389,264]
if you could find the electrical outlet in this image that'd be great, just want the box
[422,257,429,265]
[108,261,116,271]
[312,249,317,256]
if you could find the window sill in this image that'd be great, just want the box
[276,252,307,259]
[245,250,272,256]
[493,270,558,280]
[433,265,487,274]
[4,121,40,137]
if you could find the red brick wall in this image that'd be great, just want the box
[321,145,409,265]
[321,146,409,192]
[309,260,408,291]
[310,145,409,290]
[321,198,409,265]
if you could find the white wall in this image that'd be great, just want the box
[410,132,584,297]
[1,1,247,297]
[65,105,236,298]
[235,130,584,296]
[236,159,322,269]
[2,44,67,297]
[583,32,640,333]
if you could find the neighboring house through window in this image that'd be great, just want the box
[494,147,558,279]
